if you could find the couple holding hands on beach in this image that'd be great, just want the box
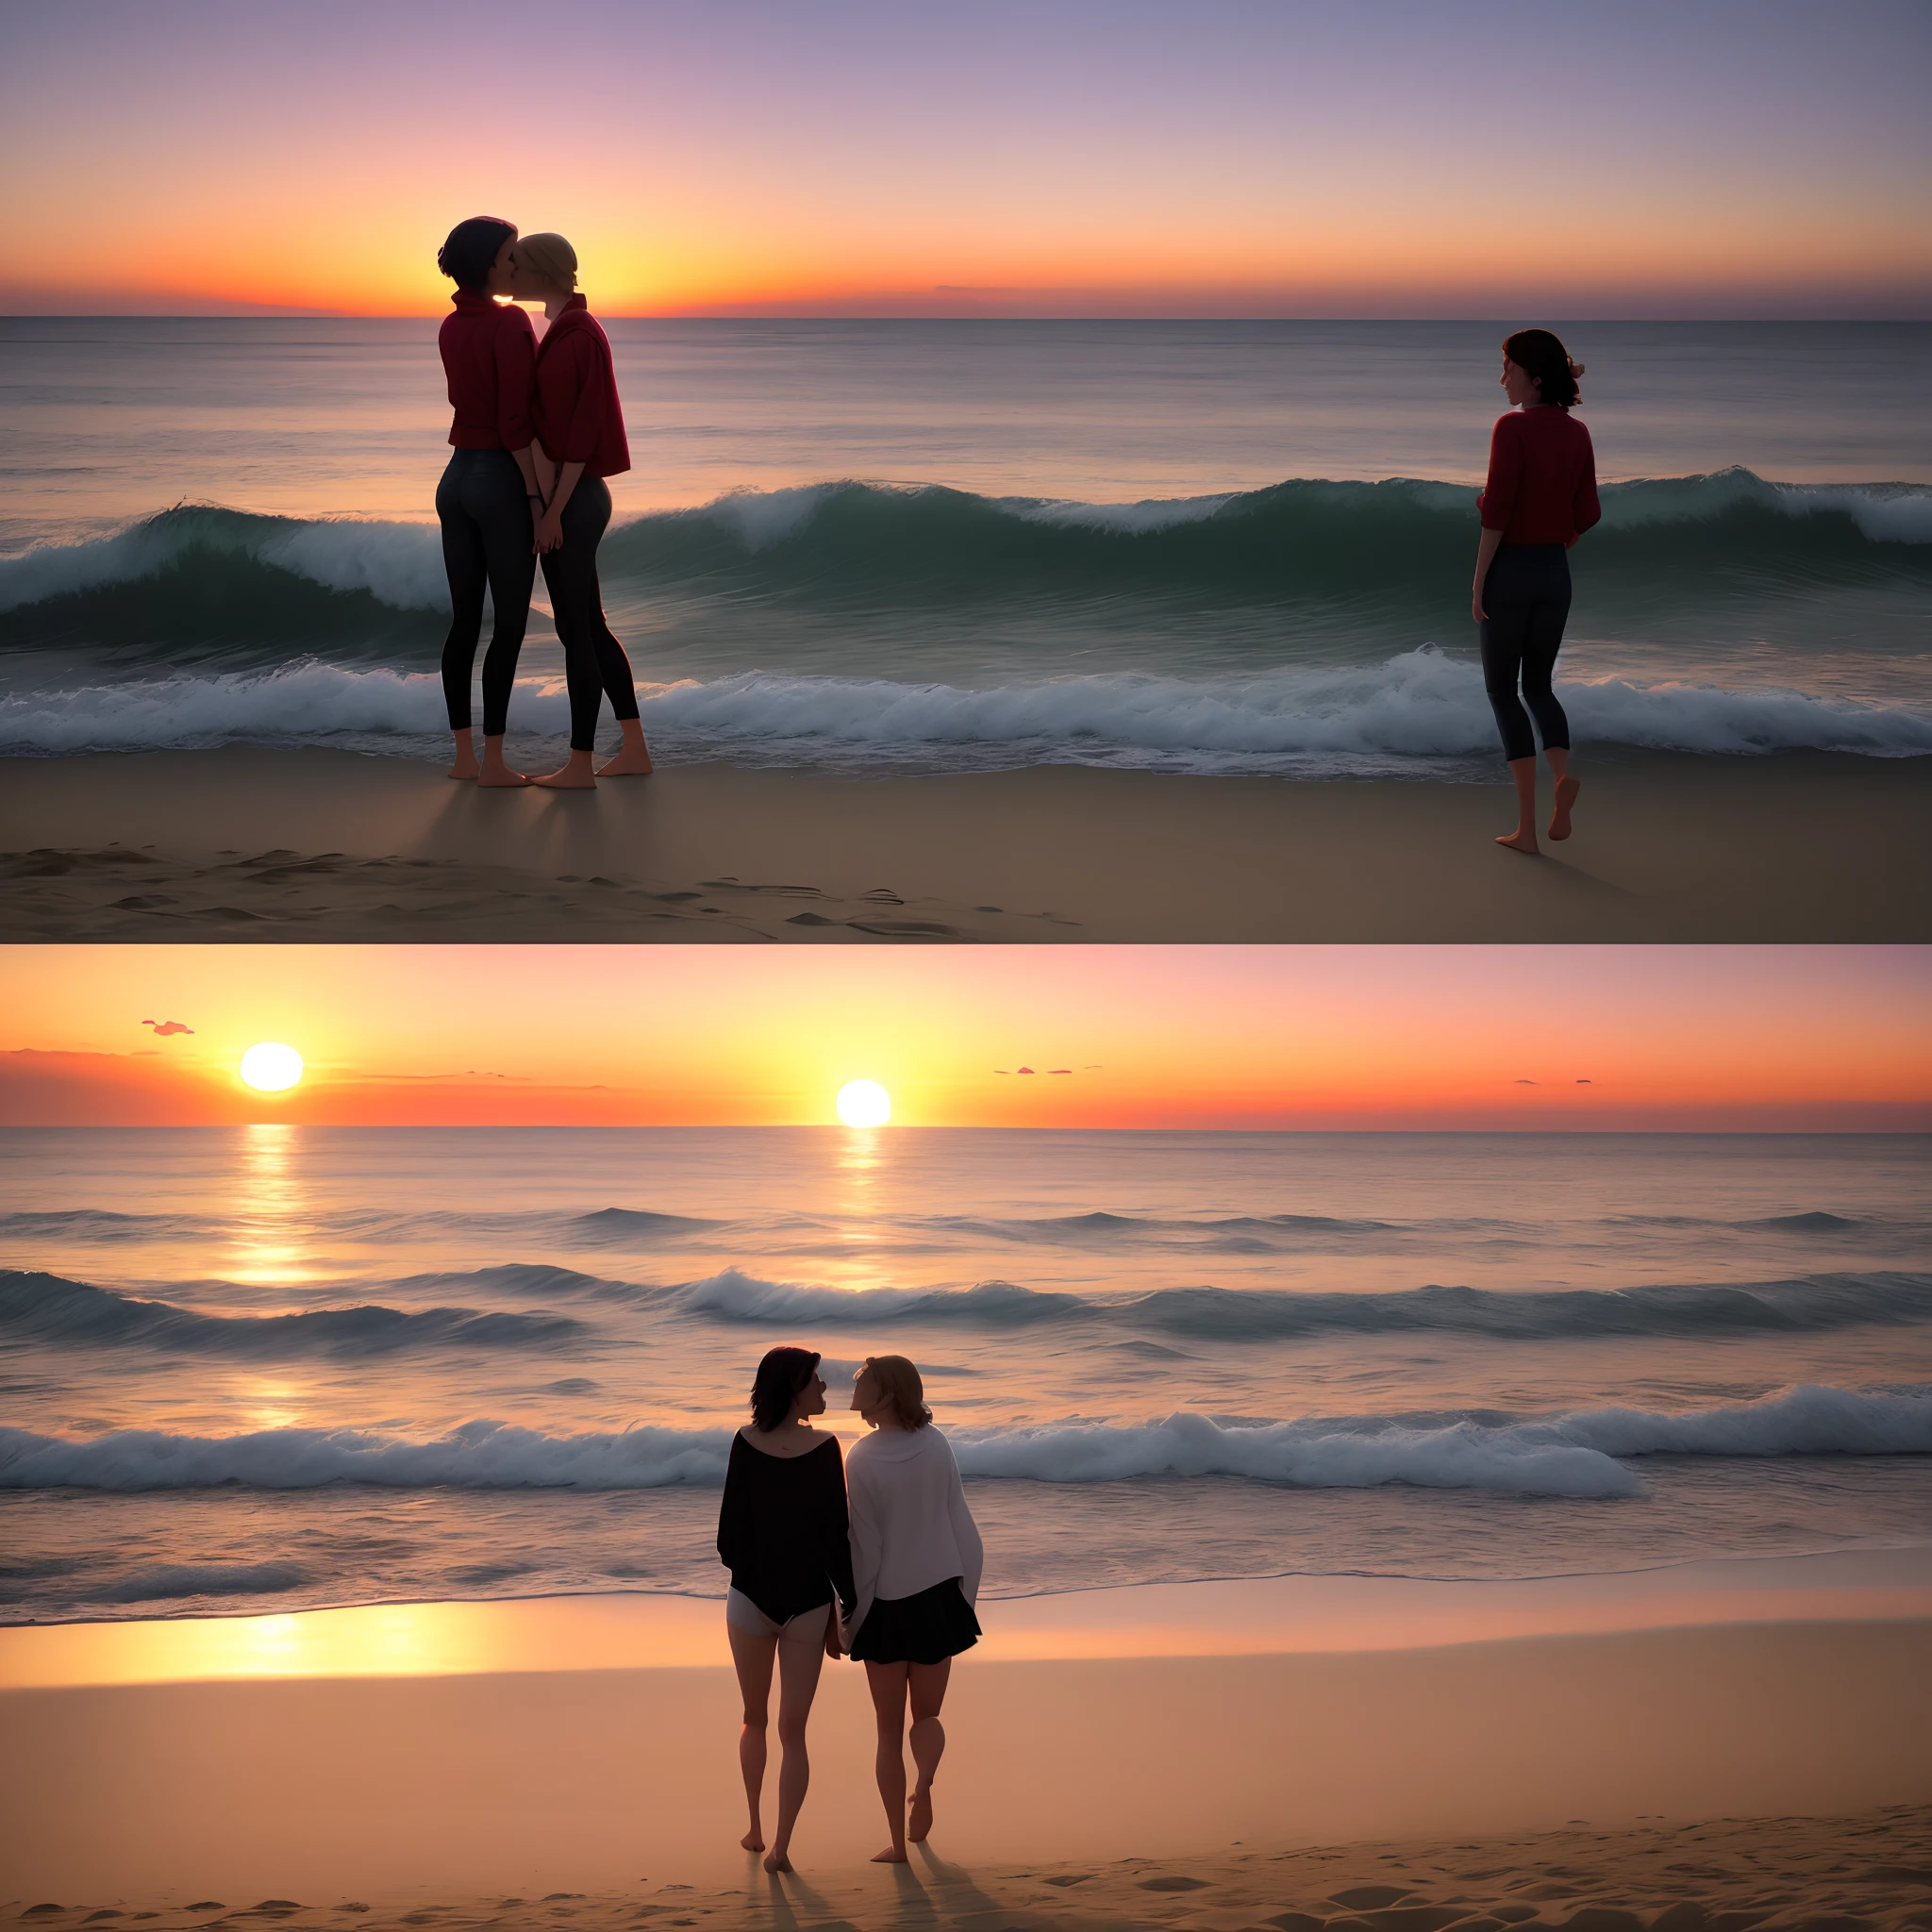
[716,1349,983,1875]
[437,204,1601,859]
[435,215,652,791]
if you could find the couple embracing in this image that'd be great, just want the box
[716,1348,984,1874]
[434,214,652,790]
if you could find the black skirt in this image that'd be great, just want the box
[849,1575,981,1666]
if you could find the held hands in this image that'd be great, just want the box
[533,506,564,555]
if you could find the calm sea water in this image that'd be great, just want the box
[3,1125,1928,1623]
[1,319,1928,774]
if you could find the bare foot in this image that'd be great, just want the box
[1494,830,1540,856]
[447,758,479,780]
[761,1850,792,1874]
[1549,774,1581,841]
[476,765,531,788]
[530,764,597,790]
[908,1788,934,1842]
[740,1829,764,1853]
[596,746,654,776]
[871,1846,908,1864]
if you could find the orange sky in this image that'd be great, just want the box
[3,4,1926,317]
[1,945,1924,1130]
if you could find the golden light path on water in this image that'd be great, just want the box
[4,1551,1929,1690]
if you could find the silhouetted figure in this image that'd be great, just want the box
[1472,328,1601,853]
[435,215,541,787]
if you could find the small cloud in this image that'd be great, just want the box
[1016,1066,1036,1074]
[141,1020,194,1037]
[994,1069,1010,1074]
[1575,1078,1592,1085]
[1514,1078,1537,1085]
[1049,1069,1073,1074]
[1084,1064,1102,1070]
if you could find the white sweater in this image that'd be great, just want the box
[844,1424,983,1640]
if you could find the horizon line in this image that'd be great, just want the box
[6,310,1932,325]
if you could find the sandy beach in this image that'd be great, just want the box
[3,1563,1927,1911]
[2,747,1928,943]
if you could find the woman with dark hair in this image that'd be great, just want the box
[434,215,543,787]
[715,1345,855,1874]
[843,1355,982,1864]
[508,232,653,787]
[1472,327,1601,854]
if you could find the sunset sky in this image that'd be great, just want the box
[3,0,1927,318]
[1,945,1925,1130]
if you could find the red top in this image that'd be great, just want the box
[439,292,537,451]
[1478,408,1601,546]
[534,296,631,477]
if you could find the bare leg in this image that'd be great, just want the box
[475,733,530,788]
[447,728,479,779]
[1545,746,1580,841]
[865,1659,910,1862]
[762,1628,828,1874]
[1495,756,1541,855]
[906,1657,951,1843]
[597,716,654,777]
[531,748,598,790]
[727,1623,777,1853]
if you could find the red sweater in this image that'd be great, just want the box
[440,292,537,451]
[534,297,631,477]
[1478,408,1601,546]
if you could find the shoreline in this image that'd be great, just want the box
[6,1545,1931,1673]
[4,744,1930,941]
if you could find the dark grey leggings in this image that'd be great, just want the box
[437,447,535,737]
[541,475,641,752]
[1479,542,1573,764]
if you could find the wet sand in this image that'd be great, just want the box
[2,1573,1926,1906]
[3,1802,1924,1932]
[2,746,1928,941]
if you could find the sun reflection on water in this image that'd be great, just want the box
[227,1123,315,1286]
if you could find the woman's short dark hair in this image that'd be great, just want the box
[1503,328,1583,408]
[437,216,517,293]
[749,1346,820,1433]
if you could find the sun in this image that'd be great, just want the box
[836,1080,891,1127]
[239,1042,304,1092]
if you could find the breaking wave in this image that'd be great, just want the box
[4,649,1927,769]
[639,1266,1932,1341]
[3,1385,1924,1500]
[0,1270,588,1357]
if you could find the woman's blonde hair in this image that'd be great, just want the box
[517,231,578,293]
[863,1355,932,1429]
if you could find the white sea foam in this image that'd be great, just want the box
[258,519,445,607]
[5,650,1928,765]
[3,1386,1923,1499]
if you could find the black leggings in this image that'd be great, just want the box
[541,475,641,752]
[1479,542,1573,764]
[437,447,536,738]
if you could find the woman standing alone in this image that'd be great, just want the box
[1472,328,1600,854]
[844,1356,983,1864]
[510,232,653,787]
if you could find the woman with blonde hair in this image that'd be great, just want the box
[509,231,653,786]
[844,1355,983,1863]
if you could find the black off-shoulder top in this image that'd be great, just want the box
[715,1432,858,1624]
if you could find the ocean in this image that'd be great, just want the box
[2,1124,1928,1624]
[2,319,1929,776]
